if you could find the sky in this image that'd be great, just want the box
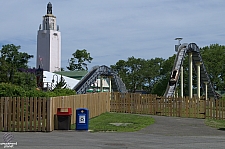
[0,0,224,71]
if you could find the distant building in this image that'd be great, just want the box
[36,2,61,72]
[43,71,80,90]
[54,71,88,80]
[54,70,110,92]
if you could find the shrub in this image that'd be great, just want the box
[0,83,76,97]
[0,83,26,97]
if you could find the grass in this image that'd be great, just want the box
[71,112,155,132]
[205,119,225,130]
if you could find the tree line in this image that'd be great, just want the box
[110,44,225,96]
[0,43,224,97]
[0,44,80,97]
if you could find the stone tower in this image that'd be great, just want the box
[36,2,61,72]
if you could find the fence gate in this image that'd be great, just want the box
[0,97,48,132]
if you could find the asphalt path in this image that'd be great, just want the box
[1,115,225,149]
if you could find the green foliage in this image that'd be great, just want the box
[26,89,48,97]
[53,75,67,90]
[0,83,26,97]
[141,58,164,93]
[0,44,33,83]
[200,44,225,91]
[205,119,225,129]
[67,49,93,71]
[111,56,165,94]
[151,55,175,95]
[111,44,225,96]
[0,44,77,98]
[51,88,76,96]
[0,83,76,97]
[13,72,37,90]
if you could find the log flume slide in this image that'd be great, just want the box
[164,43,217,99]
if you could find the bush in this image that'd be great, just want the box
[0,83,26,97]
[51,88,76,97]
[0,83,76,97]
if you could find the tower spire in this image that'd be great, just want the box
[37,2,61,72]
[47,2,52,14]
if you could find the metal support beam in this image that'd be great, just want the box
[109,77,112,93]
[100,76,103,92]
[109,77,112,100]
[189,52,193,98]
[204,82,208,100]
[181,66,184,98]
[196,62,202,98]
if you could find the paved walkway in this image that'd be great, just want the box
[1,115,225,149]
[139,115,225,136]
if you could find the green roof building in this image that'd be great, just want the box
[54,71,88,80]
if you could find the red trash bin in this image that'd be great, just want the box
[57,108,72,130]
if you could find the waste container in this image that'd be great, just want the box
[76,108,89,130]
[57,108,72,130]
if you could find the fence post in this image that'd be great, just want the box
[0,97,3,131]
[4,97,8,131]
[179,97,182,117]
[47,97,53,132]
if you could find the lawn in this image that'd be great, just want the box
[71,112,155,132]
[205,119,225,129]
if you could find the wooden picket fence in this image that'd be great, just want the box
[48,92,110,131]
[1,92,225,132]
[0,97,48,132]
[110,92,225,119]
[0,92,110,132]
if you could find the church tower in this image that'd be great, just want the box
[36,2,61,72]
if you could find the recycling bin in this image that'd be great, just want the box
[76,108,89,130]
[57,108,72,130]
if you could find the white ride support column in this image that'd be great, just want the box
[204,82,208,100]
[109,77,112,100]
[109,77,112,93]
[100,76,103,92]
[196,62,202,98]
[181,66,184,98]
[189,52,193,98]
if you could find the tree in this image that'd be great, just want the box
[151,55,175,96]
[53,75,67,90]
[0,44,33,84]
[67,49,93,71]
[111,57,143,93]
[200,44,225,91]
[110,44,225,96]
[141,58,164,94]
[111,57,165,93]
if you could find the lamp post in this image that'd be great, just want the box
[52,74,59,84]
[175,37,183,52]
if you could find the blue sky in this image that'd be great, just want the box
[0,0,224,70]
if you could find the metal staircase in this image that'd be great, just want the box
[73,65,127,94]
[164,43,217,99]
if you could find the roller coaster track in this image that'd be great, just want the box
[164,43,217,99]
[73,65,127,94]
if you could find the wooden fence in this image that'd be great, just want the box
[0,97,48,132]
[48,92,110,131]
[0,92,110,132]
[1,92,225,132]
[110,92,225,119]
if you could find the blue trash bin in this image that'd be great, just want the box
[76,108,89,130]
